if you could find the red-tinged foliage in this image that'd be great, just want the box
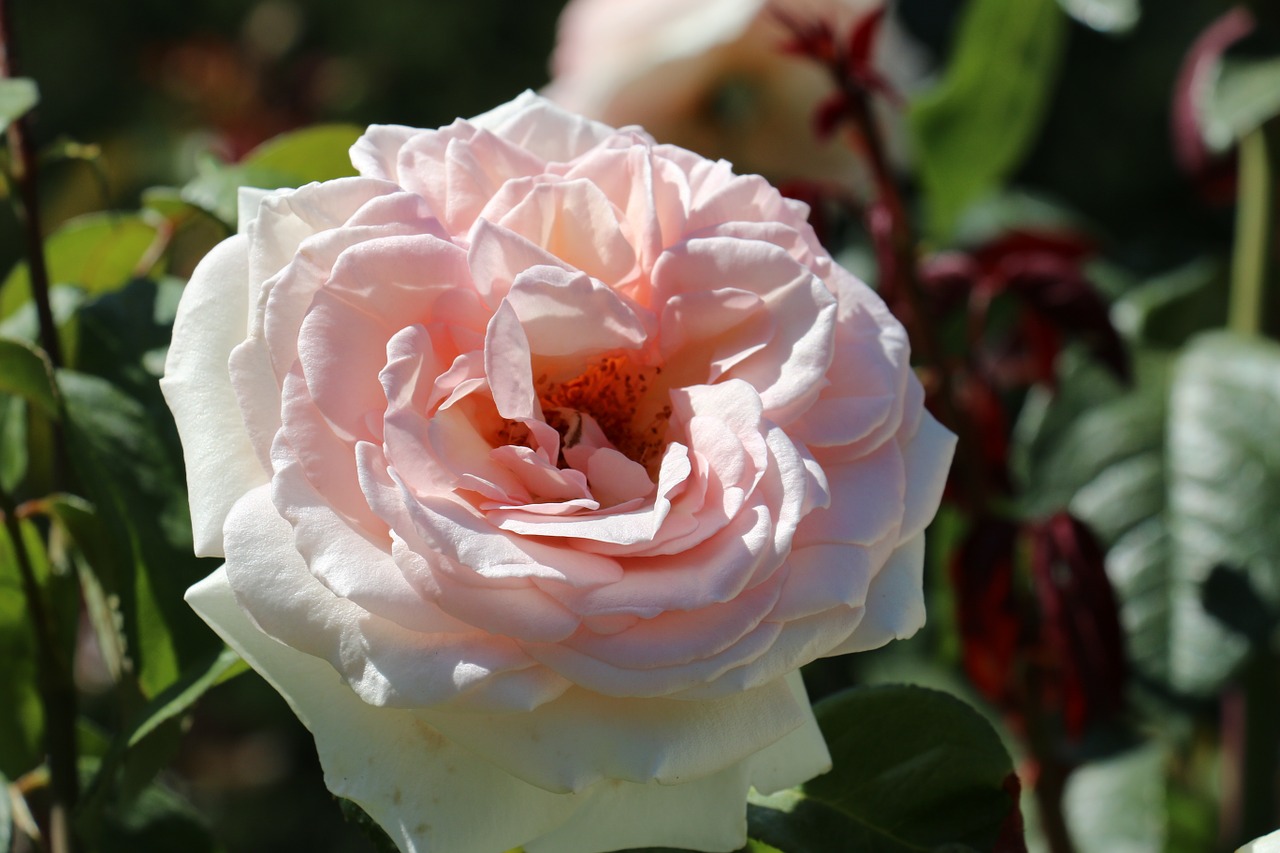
[922,229,1131,387]
[995,773,1030,853]
[1172,6,1255,206]
[1028,513,1128,738]
[951,516,1023,707]
[952,513,1128,741]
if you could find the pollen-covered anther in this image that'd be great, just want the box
[537,355,671,470]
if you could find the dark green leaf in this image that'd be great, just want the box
[181,123,362,225]
[0,77,38,134]
[0,768,10,853]
[0,518,49,778]
[1201,564,1276,645]
[748,686,1017,853]
[1164,332,1280,693]
[95,777,217,853]
[1016,352,1180,690]
[0,213,163,320]
[1054,0,1139,34]
[58,370,219,698]
[1110,260,1230,350]
[83,646,245,818]
[909,0,1067,236]
[0,395,24,492]
[0,336,59,418]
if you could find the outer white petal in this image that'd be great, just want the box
[521,670,828,853]
[1238,829,1280,852]
[187,571,830,853]
[160,235,268,557]
[425,671,807,793]
[185,567,579,853]
[829,532,927,654]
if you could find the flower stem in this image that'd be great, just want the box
[1228,127,1272,338]
[0,490,80,853]
[839,75,991,513]
[0,0,61,368]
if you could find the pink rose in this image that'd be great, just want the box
[544,0,924,189]
[163,92,953,853]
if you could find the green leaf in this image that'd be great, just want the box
[82,646,245,818]
[1202,55,1280,152]
[0,396,22,493]
[0,213,163,320]
[1062,742,1166,851]
[1110,259,1229,349]
[0,77,38,134]
[58,370,219,698]
[1020,332,1280,697]
[0,336,59,418]
[181,123,362,225]
[749,685,1017,852]
[0,769,10,853]
[1164,332,1280,693]
[244,123,364,183]
[0,518,49,778]
[1054,0,1139,34]
[95,777,217,853]
[909,0,1067,236]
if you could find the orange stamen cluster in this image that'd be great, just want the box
[538,355,672,471]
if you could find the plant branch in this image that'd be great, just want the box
[838,70,991,513]
[1228,127,1272,338]
[1,490,79,853]
[0,0,61,367]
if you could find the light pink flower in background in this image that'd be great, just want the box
[545,0,924,191]
[163,91,953,853]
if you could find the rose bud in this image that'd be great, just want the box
[163,92,954,853]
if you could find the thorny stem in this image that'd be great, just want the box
[836,67,991,513]
[831,42,1075,853]
[0,0,61,368]
[1,490,79,853]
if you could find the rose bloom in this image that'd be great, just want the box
[163,92,953,853]
[544,0,924,190]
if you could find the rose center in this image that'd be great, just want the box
[537,354,672,472]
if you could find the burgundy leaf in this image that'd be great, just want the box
[1028,513,1128,738]
[1171,6,1255,205]
[951,516,1023,708]
[994,773,1030,853]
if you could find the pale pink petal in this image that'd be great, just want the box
[899,407,956,542]
[484,300,542,422]
[498,179,638,284]
[470,91,618,163]
[217,486,565,710]
[349,124,421,181]
[792,442,905,548]
[829,532,928,654]
[585,447,655,506]
[506,265,648,357]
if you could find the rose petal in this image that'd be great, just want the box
[219,485,566,710]
[426,669,806,792]
[185,566,581,853]
[830,532,928,654]
[161,235,268,557]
